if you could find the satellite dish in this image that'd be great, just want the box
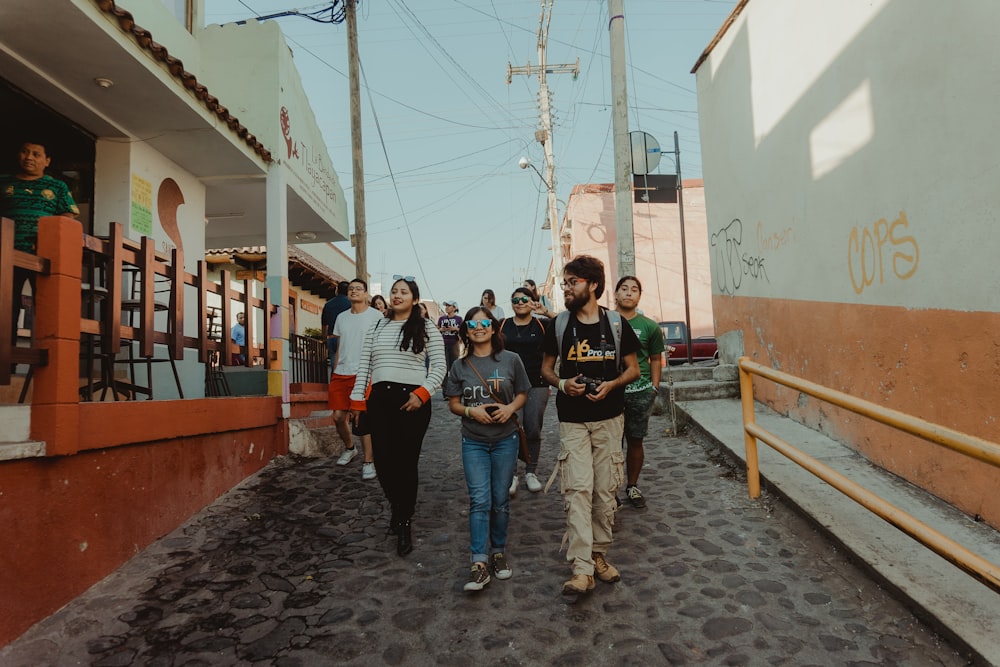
[630,130,661,175]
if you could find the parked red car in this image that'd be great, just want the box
[659,321,718,365]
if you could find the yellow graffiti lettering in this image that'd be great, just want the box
[847,211,919,295]
[889,211,919,279]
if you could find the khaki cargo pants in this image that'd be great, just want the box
[555,416,625,576]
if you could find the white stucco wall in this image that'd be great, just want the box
[92,139,208,398]
[697,0,1000,310]
[198,20,348,239]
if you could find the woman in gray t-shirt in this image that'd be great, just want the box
[443,307,530,592]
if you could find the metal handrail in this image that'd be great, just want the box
[738,356,1000,593]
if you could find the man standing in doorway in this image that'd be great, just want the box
[541,255,640,595]
[1,139,79,338]
[322,281,351,374]
[614,276,664,509]
[330,278,384,478]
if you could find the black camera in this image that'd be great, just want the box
[577,375,601,395]
[484,405,500,417]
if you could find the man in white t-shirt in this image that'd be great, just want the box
[329,278,385,479]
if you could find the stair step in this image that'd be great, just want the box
[0,440,46,461]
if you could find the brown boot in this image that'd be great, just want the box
[592,552,621,583]
[561,573,595,595]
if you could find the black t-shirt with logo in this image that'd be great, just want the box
[542,309,639,423]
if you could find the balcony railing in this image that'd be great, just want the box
[1,217,274,402]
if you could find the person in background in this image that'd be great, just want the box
[540,255,640,596]
[613,276,665,509]
[1,139,79,340]
[322,281,351,372]
[349,276,446,557]
[523,278,556,318]
[330,278,384,480]
[499,287,550,496]
[370,294,388,315]
[444,307,529,592]
[437,300,463,372]
[480,289,505,320]
[230,312,246,366]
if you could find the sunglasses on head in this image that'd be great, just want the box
[511,296,531,305]
[392,274,415,282]
[466,319,493,330]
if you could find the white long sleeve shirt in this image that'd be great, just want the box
[350,318,446,404]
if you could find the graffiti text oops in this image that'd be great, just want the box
[847,211,919,294]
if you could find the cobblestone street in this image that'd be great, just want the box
[1,399,967,666]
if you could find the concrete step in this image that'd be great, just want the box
[668,379,740,401]
[664,364,717,382]
[660,363,740,401]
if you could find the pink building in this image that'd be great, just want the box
[548,180,714,337]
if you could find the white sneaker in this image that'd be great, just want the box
[336,448,358,466]
[362,462,376,480]
[509,475,518,497]
[525,472,542,493]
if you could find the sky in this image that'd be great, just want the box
[202,0,737,312]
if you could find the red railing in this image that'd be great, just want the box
[0,218,49,390]
[1,217,273,401]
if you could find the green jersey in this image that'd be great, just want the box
[623,313,664,393]
[0,174,79,252]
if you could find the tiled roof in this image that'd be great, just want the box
[94,0,273,163]
[204,246,346,299]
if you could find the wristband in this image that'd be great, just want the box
[558,379,566,393]
[464,406,470,418]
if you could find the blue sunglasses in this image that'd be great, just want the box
[466,319,493,330]
[393,274,415,282]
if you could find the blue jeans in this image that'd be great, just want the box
[462,432,519,563]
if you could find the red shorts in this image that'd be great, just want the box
[328,374,357,411]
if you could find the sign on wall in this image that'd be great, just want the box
[130,174,153,235]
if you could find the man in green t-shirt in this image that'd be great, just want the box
[1,140,79,339]
[614,276,665,509]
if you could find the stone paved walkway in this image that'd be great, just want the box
[1,398,967,666]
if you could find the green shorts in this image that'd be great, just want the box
[623,388,656,440]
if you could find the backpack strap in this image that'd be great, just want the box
[554,311,571,359]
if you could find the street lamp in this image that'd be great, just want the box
[519,157,562,310]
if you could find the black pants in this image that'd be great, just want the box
[368,381,431,522]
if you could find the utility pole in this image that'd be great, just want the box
[673,131,694,365]
[609,0,635,276]
[345,0,367,282]
[507,0,578,307]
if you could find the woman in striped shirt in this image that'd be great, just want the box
[350,276,446,556]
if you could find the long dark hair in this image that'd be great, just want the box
[480,289,496,307]
[391,278,428,354]
[458,307,504,360]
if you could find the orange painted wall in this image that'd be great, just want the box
[0,398,287,647]
[717,295,1000,529]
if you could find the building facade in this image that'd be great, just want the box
[694,0,999,529]
[0,0,349,645]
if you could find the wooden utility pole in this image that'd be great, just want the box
[345,0,367,282]
[609,0,634,276]
[507,0,578,305]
